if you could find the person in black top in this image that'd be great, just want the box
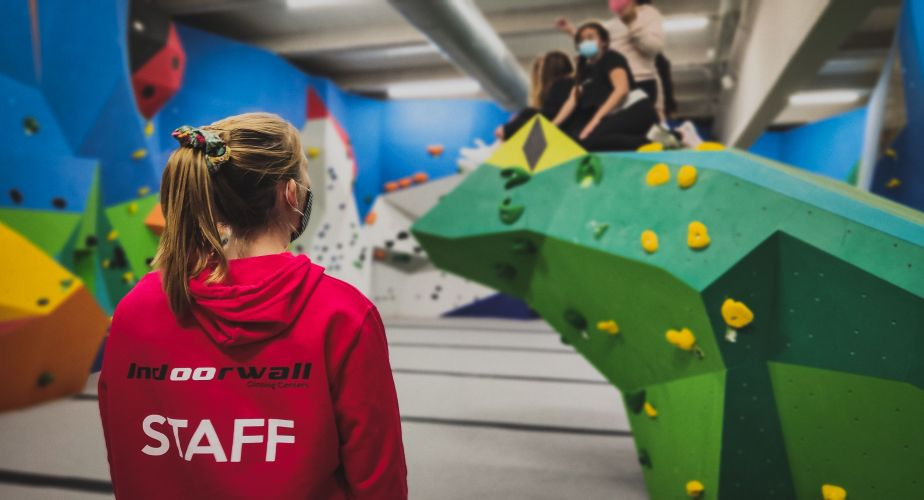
[496,51,575,140]
[553,21,658,151]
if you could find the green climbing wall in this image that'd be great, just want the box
[412,115,924,500]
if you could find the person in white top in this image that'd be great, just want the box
[556,0,666,118]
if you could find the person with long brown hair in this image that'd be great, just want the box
[496,50,575,140]
[98,112,407,499]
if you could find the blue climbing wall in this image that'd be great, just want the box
[869,1,924,211]
[750,107,868,181]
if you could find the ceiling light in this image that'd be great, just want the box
[789,90,863,106]
[663,16,710,33]
[387,78,481,99]
[286,0,350,8]
[381,44,438,58]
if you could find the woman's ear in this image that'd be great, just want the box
[285,178,298,209]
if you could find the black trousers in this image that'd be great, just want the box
[566,98,659,152]
[637,79,659,104]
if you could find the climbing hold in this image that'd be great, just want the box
[60,278,74,290]
[596,320,619,335]
[499,198,525,225]
[563,309,587,331]
[384,181,399,192]
[494,263,517,281]
[102,259,111,269]
[138,186,151,196]
[722,298,754,329]
[36,371,54,388]
[686,480,705,497]
[637,449,652,468]
[398,178,412,188]
[127,202,138,214]
[52,197,67,210]
[666,328,696,351]
[695,141,724,151]
[886,178,901,189]
[107,230,119,241]
[144,121,154,137]
[132,148,148,160]
[427,144,445,157]
[646,163,670,186]
[306,146,321,158]
[624,390,646,413]
[643,401,658,418]
[637,142,663,152]
[364,211,377,225]
[641,230,659,253]
[36,297,50,307]
[123,271,135,284]
[512,238,537,255]
[9,189,23,204]
[576,154,603,187]
[500,168,531,190]
[412,172,429,183]
[822,484,847,500]
[885,147,897,159]
[23,116,40,135]
[145,203,165,236]
[589,221,609,240]
[677,165,698,189]
[687,221,710,249]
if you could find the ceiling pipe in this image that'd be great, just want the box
[386,0,529,110]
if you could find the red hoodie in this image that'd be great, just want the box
[98,252,407,499]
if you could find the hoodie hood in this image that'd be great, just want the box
[188,252,324,347]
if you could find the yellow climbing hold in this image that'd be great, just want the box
[637,142,663,152]
[641,230,659,253]
[886,177,901,189]
[646,163,670,186]
[597,320,620,335]
[687,221,711,249]
[122,272,135,284]
[677,165,698,189]
[686,480,705,497]
[131,148,148,160]
[137,186,151,196]
[306,146,321,159]
[885,147,897,159]
[695,141,724,151]
[106,230,119,241]
[127,202,138,215]
[101,259,111,269]
[722,298,754,328]
[822,484,847,500]
[666,328,696,351]
[144,121,154,137]
[643,401,658,418]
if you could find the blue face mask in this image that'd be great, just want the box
[578,40,599,58]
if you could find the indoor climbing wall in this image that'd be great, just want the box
[365,175,494,318]
[0,0,178,409]
[294,88,371,293]
[413,115,924,500]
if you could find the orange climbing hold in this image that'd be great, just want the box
[398,178,413,188]
[427,144,445,157]
[365,211,378,225]
[412,172,429,183]
[145,203,166,236]
[384,181,399,192]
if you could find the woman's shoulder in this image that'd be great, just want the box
[314,271,375,315]
[602,49,629,66]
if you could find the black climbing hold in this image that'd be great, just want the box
[23,116,40,135]
[431,294,439,300]
[363,195,373,204]
[111,245,128,269]
[9,189,23,204]
[171,56,180,70]
[141,85,156,99]
[52,197,67,209]
[494,263,517,281]
[85,235,98,248]
[145,257,154,267]
[37,371,54,388]
[397,231,409,240]
[500,167,531,190]
[413,246,422,254]
[295,244,304,253]
[392,253,411,264]
[522,119,547,170]
[637,449,652,468]
[512,238,537,255]
[563,308,587,330]
[36,297,50,307]
[624,390,647,414]
[559,335,571,346]
[384,241,394,249]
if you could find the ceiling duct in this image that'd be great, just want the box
[387,0,529,110]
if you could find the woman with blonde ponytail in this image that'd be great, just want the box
[98,113,407,500]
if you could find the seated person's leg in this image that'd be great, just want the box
[501,108,540,140]
[580,99,658,151]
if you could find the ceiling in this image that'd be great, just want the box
[155,0,901,125]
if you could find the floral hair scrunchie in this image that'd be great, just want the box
[171,125,231,174]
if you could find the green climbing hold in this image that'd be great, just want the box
[500,167,531,190]
[23,116,39,135]
[590,221,610,240]
[563,308,587,331]
[498,198,525,225]
[512,237,537,255]
[576,154,603,187]
[36,371,54,388]
[494,263,517,281]
[624,389,647,414]
[638,448,653,468]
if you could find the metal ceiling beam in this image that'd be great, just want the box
[386,0,529,110]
